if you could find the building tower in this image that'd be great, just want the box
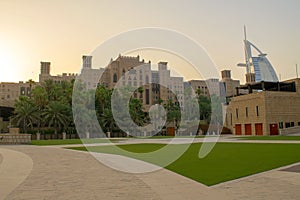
[40,62,50,75]
[82,55,92,69]
[237,26,278,83]
[221,70,231,80]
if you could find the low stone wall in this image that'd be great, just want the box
[279,126,300,135]
[0,134,31,144]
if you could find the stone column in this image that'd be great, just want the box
[36,132,41,140]
[62,132,66,140]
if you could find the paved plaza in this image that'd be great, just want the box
[0,138,300,200]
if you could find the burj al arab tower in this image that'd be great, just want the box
[237,26,278,83]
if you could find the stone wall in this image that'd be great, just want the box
[0,134,31,144]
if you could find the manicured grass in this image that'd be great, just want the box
[140,135,207,139]
[30,135,207,145]
[31,138,122,146]
[238,136,300,140]
[70,143,300,186]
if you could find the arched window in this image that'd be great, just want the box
[113,73,117,83]
[145,75,149,84]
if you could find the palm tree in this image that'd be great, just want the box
[198,95,211,122]
[101,108,115,134]
[42,80,63,101]
[95,85,111,113]
[31,86,48,130]
[129,98,145,126]
[12,97,39,133]
[28,79,35,99]
[59,80,73,105]
[164,99,181,130]
[41,79,54,101]
[32,86,48,109]
[43,101,70,134]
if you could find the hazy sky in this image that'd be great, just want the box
[0,0,300,83]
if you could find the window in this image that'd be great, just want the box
[291,122,295,127]
[145,75,149,84]
[236,108,239,119]
[245,107,248,117]
[298,122,300,126]
[285,122,290,128]
[279,122,283,129]
[256,106,259,116]
[113,73,118,83]
[146,89,150,104]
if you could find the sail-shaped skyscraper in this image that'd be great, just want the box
[237,26,278,83]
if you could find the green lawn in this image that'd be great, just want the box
[70,143,300,186]
[238,136,300,140]
[30,135,207,146]
[31,138,123,146]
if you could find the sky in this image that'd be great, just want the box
[0,0,300,83]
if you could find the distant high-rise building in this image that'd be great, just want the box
[237,26,278,83]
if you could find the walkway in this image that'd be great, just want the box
[0,140,300,199]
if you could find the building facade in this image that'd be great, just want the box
[39,61,77,83]
[92,55,185,110]
[225,78,300,135]
[0,81,34,107]
[220,70,240,99]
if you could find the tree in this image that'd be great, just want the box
[41,80,64,101]
[32,86,48,110]
[198,95,211,121]
[12,96,39,133]
[31,86,48,129]
[129,98,145,126]
[43,101,70,134]
[195,89,211,122]
[95,85,111,114]
[164,99,181,130]
[101,108,115,134]
[59,80,73,105]
[28,79,35,99]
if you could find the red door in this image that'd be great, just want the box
[167,127,175,136]
[235,124,242,135]
[245,124,252,135]
[255,123,263,135]
[270,124,279,135]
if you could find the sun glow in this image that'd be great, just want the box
[0,41,24,82]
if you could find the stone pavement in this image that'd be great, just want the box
[0,144,300,200]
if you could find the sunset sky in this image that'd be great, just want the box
[0,0,300,83]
